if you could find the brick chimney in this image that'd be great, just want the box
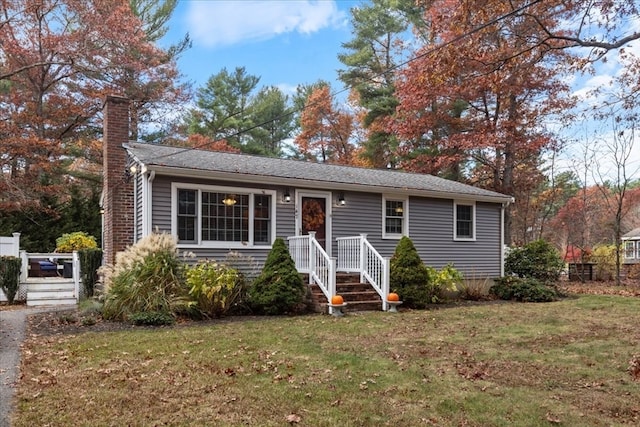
[102,95,134,265]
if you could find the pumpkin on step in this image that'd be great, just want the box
[331,295,344,305]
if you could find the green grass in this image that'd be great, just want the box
[13,295,640,426]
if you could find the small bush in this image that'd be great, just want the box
[0,256,22,304]
[432,263,463,299]
[590,244,617,281]
[129,311,175,326]
[186,260,244,318]
[78,298,103,317]
[458,275,493,301]
[79,248,102,298]
[390,237,435,308]
[490,276,558,302]
[101,233,188,321]
[505,240,564,284]
[56,231,97,253]
[250,238,306,315]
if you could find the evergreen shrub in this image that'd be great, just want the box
[79,248,102,298]
[490,276,558,302]
[0,256,22,304]
[390,236,435,308]
[129,311,176,326]
[250,238,306,315]
[505,239,564,284]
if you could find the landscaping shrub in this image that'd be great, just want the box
[55,231,97,252]
[490,276,558,302]
[432,263,463,299]
[590,244,617,281]
[129,311,176,326]
[390,236,435,308]
[505,239,564,284]
[250,238,306,315]
[186,260,245,318]
[0,256,21,304]
[457,270,492,301]
[101,233,188,321]
[79,248,102,298]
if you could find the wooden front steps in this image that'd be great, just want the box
[25,278,77,306]
[306,272,383,313]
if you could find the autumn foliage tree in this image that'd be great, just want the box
[0,0,186,248]
[295,85,356,164]
[391,0,576,244]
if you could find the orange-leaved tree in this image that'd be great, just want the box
[391,0,575,244]
[295,85,356,165]
[0,0,186,213]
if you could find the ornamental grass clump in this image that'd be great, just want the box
[250,238,306,315]
[101,233,188,322]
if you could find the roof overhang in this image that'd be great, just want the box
[135,162,514,205]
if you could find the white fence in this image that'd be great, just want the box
[0,233,81,303]
[0,233,20,257]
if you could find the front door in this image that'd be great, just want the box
[298,192,331,253]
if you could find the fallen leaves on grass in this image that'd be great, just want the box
[286,413,301,423]
[629,354,640,381]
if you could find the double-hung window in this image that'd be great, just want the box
[383,196,408,239]
[625,241,636,259]
[454,201,475,241]
[174,184,275,247]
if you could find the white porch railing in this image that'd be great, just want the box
[288,232,337,310]
[337,234,390,311]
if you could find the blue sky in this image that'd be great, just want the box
[162,0,362,95]
[161,1,640,182]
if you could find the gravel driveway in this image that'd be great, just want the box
[0,306,75,427]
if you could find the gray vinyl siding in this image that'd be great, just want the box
[148,175,295,267]
[147,176,502,278]
[332,192,502,277]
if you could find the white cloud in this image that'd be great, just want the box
[186,1,345,48]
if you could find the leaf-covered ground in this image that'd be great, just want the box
[12,289,640,427]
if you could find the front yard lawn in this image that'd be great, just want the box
[13,294,640,426]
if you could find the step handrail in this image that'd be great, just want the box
[288,233,336,306]
[336,234,390,311]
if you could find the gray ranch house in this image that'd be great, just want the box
[102,96,513,310]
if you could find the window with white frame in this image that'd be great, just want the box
[454,201,475,240]
[624,241,636,259]
[383,196,407,238]
[174,184,274,247]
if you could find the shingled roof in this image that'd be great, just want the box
[125,142,513,203]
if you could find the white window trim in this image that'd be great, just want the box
[453,200,476,241]
[382,195,408,239]
[624,240,636,259]
[171,182,276,249]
